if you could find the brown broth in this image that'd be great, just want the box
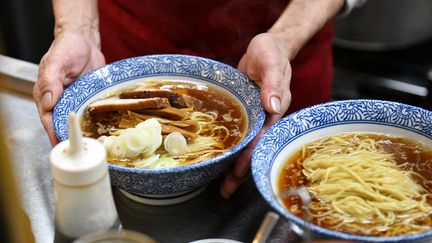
[165,81,247,149]
[278,133,432,236]
[81,80,247,159]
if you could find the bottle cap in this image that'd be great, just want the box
[50,113,108,186]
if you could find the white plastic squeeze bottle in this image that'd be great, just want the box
[51,113,120,242]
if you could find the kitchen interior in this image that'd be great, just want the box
[1,1,431,108]
[332,1,432,109]
[0,0,431,243]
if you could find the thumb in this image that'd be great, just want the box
[34,56,68,146]
[35,60,67,113]
[259,63,291,116]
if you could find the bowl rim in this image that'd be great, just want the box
[53,54,266,174]
[252,99,432,242]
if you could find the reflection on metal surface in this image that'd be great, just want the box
[332,41,432,110]
[74,229,156,243]
[0,109,35,243]
[0,55,38,95]
[333,67,431,109]
[279,187,312,243]
[335,0,432,51]
[378,77,428,97]
[427,68,432,81]
[190,238,243,243]
[0,92,54,243]
[119,185,208,206]
[252,211,280,243]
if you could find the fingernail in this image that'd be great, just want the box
[41,92,53,111]
[270,96,281,114]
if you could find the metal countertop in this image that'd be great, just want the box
[0,55,299,243]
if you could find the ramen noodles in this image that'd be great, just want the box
[278,132,432,237]
[81,80,247,169]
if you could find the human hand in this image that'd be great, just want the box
[220,32,293,198]
[33,31,105,145]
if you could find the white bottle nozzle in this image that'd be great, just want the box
[51,112,107,186]
[51,113,119,239]
[68,112,83,156]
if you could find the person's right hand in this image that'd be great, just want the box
[33,31,105,145]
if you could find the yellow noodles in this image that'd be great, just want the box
[108,110,231,167]
[301,133,432,236]
[156,111,229,166]
[82,80,247,169]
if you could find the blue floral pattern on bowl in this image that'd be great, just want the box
[53,54,265,197]
[252,99,432,243]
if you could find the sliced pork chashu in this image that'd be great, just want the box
[119,89,202,109]
[88,97,169,114]
[120,111,199,132]
[137,106,192,120]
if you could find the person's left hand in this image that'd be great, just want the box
[220,32,293,198]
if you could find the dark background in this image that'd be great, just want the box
[0,0,54,63]
[0,0,431,107]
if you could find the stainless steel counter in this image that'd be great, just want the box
[0,91,55,243]
[0,56,299,243]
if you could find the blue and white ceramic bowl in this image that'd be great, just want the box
[252,99,432,242]
[53,54,265,202]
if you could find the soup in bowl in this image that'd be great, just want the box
[252,99,432,242]
[53,55,265,203]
